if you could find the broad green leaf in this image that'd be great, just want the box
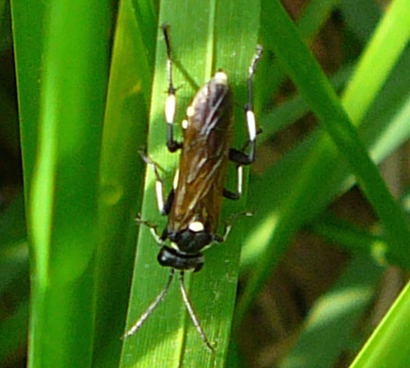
[12,1,115,366]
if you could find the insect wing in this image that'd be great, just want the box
[169,76,233,233]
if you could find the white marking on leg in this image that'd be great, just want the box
[246,110,256,142]
[149,228,162,244]
[237,166,243,196]
[155,180,164,213]
[165,94,176,124]
[173,169,179,189]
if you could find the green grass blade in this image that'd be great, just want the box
[11,0,46,188]
[298,0,341,40]
[308,212,387,262]
[280,255,383,368]
[120,0,260,366]
[92,1,157,367]
[259,63,353,143]
[339,0,381,42]
[266,0,410,260]
[237,0,410,325]
[349,280,410,367]
[12,1,115,366]
[342,0,410,124]
[258,0,340,111]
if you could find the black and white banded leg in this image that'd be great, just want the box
[226,45,263,200]
[135,215,163,245]
[162,25,182,153]
[139,151,174,216]
[214,211,254,243]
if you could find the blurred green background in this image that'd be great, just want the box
[0,0,409,367]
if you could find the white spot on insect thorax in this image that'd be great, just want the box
[186,105,195,117]
[189,221,205,232]
[213,71,228,85]
[182,119,189,129]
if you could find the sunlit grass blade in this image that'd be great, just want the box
[92,1,157,366]
[308,212,387,262]
[120,0,260,366]
[12,1,115,366]
[258,0,340,110]
[237,0,410,325]
[279,255,383,368]
[259,63,353,144]
[266,0,410,260]
[349,280,410,367]
[11,0,46,183]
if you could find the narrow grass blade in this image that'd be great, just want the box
[258,0,340,111]
[279,255,383,368]
[349,280,410,367]
[259,63,353,144]
[92,1,157,366]
[11,0,46,187]
[237,0,410,325]
[120,0,260,366]
[308,212,387,262]
[339,0,381,42]
[266,0,410,261]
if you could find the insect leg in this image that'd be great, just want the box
[122,269,175,339]
[214,211,254,242]
[229,44,263,165]
[226,46,263,199]
[139,150,172,215]
[222,165,243,200]
[136,215,163,244]
[162,25,182,153]
[178,271,215,352]
[223,188,240,200]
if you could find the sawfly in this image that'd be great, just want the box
[123,25,263,352]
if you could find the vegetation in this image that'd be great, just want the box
[0,0,409,367]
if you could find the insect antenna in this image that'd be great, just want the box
[178,271,215,352]
[122,268,176,339]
